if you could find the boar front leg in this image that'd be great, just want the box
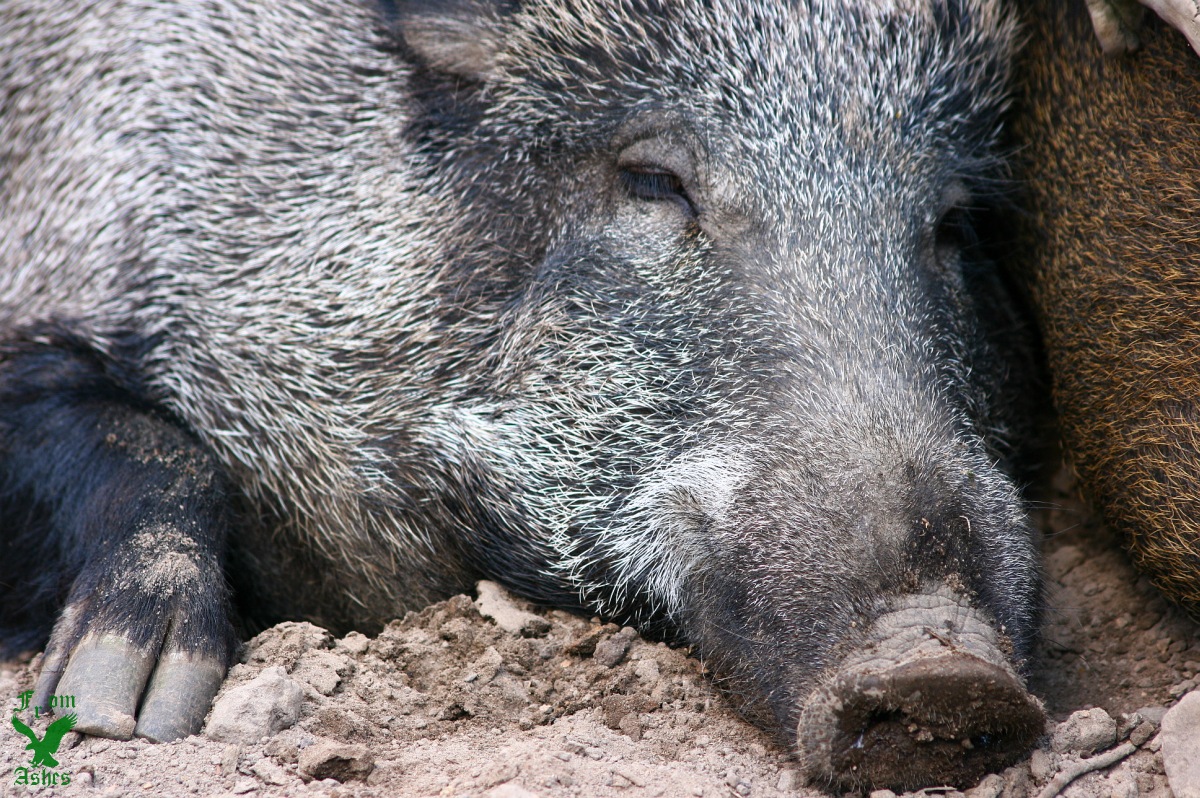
[0,332,234,741]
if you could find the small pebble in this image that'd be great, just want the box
[1130,720,1157,746]
[292,650,348,696]
[298,740,375,783]
[221,744,240,779]
[634,659,660,684]
[963,773,1004,798]
[1169,679,1197,698]
[338,631,370,655]
[205,667,304,746]
[1050,707,1117,755]
[617,769,645,788]
[618,713,644,741]
[251,758,291,786]
[594,628,637,668]
[1029,748,1055,783]
[475,580,549,636]
[776,769,801,791]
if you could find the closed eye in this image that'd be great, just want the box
[935,205,980,253]
[620,167,694,212]
[933,180,979,254]
[931,199,988,255]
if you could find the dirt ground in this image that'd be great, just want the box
[1,464,1198,798]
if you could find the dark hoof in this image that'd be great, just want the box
[134,650,228,742]
[32,538,233,741]
[37,636,225,741]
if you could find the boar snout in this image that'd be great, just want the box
[797,586,1045,791]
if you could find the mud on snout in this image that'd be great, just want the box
[795,586,1045,792]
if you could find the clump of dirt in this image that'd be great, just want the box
[1,466,1197,798]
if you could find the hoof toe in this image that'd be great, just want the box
[135,651,227,741]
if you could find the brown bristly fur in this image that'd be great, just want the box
[1010,0,1200,609]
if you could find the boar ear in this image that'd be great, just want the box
[389,0,515,82]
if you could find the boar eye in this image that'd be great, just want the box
[620,167,693,211]
[933,181,979,255]
[934,206,978,254]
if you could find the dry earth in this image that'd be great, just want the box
[2,464,1198,798]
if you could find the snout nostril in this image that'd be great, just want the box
[822,654,1044,791]
[971,732,996,749]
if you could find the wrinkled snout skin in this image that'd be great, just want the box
[0,0,1044,790]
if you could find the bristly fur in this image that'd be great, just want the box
[1,0,1042,763]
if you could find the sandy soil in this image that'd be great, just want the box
[2,465,1198,798]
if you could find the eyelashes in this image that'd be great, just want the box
[619,167,695,213]
[934,205,982,255]
[620,168,684,200]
